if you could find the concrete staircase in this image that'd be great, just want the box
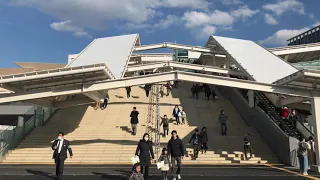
[1,83,279,165]
[1,86,150,164]
[155,83,279,164]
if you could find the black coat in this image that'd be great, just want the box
[189,133,201,145]
[130,111,139,124]
[167,136,185,158]
[135,140,154,166]
[200,131,208,143]
[51,139,73,160]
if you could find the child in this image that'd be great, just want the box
[130,163,144,180]
[180,109,187,125]
[158,148,170,180]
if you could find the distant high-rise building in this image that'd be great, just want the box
[287,25,320,46]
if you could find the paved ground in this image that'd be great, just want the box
[0,165,319,180]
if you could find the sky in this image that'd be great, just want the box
[0,0,319,68]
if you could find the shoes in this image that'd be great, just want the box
[303,172,308,176]
[177,174,181,179]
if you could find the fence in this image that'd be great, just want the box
[0,106,56,160]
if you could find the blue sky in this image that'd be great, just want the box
[0,0,319,67]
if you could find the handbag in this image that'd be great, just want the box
[156,161,165,169]
[131,156,140,164]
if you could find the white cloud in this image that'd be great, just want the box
[182,10,234,28]
[50,20,91,37]
[263,0,304,16]
[231,5,259,20]
[200,25,216,37]
[264,14,278,25]
[124,15,180,31]
[259,27,309,46]
[313,22,320,27]
[221,0,243,5]
[154,15,180,29]
[154,0,210,10]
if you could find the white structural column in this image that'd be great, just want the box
[35,105,43,126]
[248,90,254,107]
[311,97,320,168]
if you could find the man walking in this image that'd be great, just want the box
[167,130,185,180]
[219,110,228,136]
[244,133,252,160]
[52,132,73,180]
[101,93,109,109]
[126,86,131,98]
[144,84,151,98]
[189,129,201,160]
[130,107,139,136]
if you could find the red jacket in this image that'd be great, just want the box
[281,108,290,119]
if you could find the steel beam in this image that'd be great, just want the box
[279,96,309,106]
[134,42,212,53]
[83,91,104,103]
[26,99,53,107]
[53,97,94,108]
[0,71,318,104]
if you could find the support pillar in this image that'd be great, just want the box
[248,90,254,108]
[35,105,43,126]
[311,97,320,172]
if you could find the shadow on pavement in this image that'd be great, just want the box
[25,169,55,179]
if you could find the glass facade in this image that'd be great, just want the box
[288,25,320,46]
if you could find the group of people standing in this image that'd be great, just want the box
[191,83,216,100]
[132,130,185,180]
[297,136,316,176]
[188,127,209,160]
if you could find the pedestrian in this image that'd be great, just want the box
[166,82,172,96]
[101,93,109,109]
[212,89,216,100]
[189,129,201,160]
[160,85,165,98]
[205,87,211,100]
[167,130,185,180]
[219,110,228,136]
[172,105,181,125]
[94,101,100,110]
[200,127,208,154]
[180,109,186,125]
[307,136,316,166]
[130,107,139,136]
[126,86,132,98]
[244,133,252,160]
[161,115,169,137]
[144,84,151,98]
[158,148,170,180]
[297,137,311,175]
[195,84,200,100]
[51,132,73,180]
[135,133,154,180]
[130,163,144,180]
[191,85,196,98]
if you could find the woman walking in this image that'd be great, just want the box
[200,127,208,154]
[135,133,154,180]
[297,137,311,175]
[172,105,181,125]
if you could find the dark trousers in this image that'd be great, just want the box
[55,155,65,179]
[163,127,169,136]
[146,90,150,97]
[171,156,182,176]
[195,92,199,99]
[181,117,185,124]
[141,166,149,180]
[175,116,180,125]
[192,92,195,98]
[127,91,131,98]
[162,171,168,179]
[131,124,137,135]
[193,145,200,159]
[201,143,208,153]
[220,123,227,135]
[244,145,252,159]
[102,98,108,108]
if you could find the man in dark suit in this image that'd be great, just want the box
[130,107,139,136]
[52,132,73,180]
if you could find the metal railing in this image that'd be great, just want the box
[0,107,56,160]
[154,84,161,159]
[146,85,155,141]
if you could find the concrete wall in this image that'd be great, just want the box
[217,86,299,166]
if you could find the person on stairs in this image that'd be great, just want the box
[126,86,132,98]
[101,93,109,109]
[172,105,181,125]
[219,110,228,136]
[144,84,151,98]
[51,132,73,180]
[135,133,154,180]
[297,137,311,175]
[167,130,185,180]
[158,148,171,180]
[244,133,253,160]
[180,109,186,125]
[161,115,170,137]
[200,127,208,154]
[212,89,217,100]
[191,85,196,99]
[188,129,201,160]
[130,107,139,136]
[130,163,144,180]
